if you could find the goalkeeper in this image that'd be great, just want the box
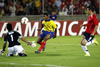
[0,23,34,57]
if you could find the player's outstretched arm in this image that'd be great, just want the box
[2,43,6,51]
[20,37,32,45]
[0,43,6,55]
[91,25,98,36]
[20,37,36,47]
[20,37,29,43]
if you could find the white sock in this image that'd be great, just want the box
[86,40,94,46]
[81,45,90,55]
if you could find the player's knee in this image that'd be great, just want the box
[81,41,84,45]
[18,53,27,57]
[81,42,85,46]
[37,41,40,44]
[81,41,83,45]
[7,53,14,56]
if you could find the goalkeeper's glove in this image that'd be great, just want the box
[27,42,32,45]
[0,49,5,55]
[27,41,36,48]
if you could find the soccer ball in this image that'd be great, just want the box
[31,41,36,48]
[21,17,29,24]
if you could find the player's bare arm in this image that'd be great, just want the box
[53,28,57,38]
[20,37,36,47]
[37,24,44,31]
[80,24,87,27]
[20,37,29,43]
[91,25,98,36]
[2,43,6,52]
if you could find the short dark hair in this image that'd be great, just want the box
[7,23,12,31]
[87,6,94,12]
[43,13,48,16]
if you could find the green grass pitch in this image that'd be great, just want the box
[0,35,100,67]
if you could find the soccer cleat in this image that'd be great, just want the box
[35,50,40,53]
[42,44,47,51]
[84,54,90,56]
[94,40,99,46]
[6,53,11,57]
[6,53,13,57]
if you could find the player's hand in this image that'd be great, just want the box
[27,42,32,45]
[27,41,36,48]
[80,24,83,27]
[37,28,41,31]
[0,49,5,55]
[53,35,57,38]
[91,33,94,36]
[1,50,4,53]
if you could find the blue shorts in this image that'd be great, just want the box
[40,30,54,39]
[83,32,95,42]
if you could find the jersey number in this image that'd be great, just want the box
[10,35,13,41]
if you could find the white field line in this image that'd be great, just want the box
[22,43,80,45]
[47,43,80,45]
[0,62,71,67]
[22,43,96,46]
[47,43,96,46]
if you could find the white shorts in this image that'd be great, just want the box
[8,45,24,54]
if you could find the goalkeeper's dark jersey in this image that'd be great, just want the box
[4,31,22,47]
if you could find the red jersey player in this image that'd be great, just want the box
[80,6,99,56]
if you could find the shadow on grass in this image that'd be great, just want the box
[45,54,62,56]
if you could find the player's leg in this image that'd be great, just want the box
[42,32,54,51]
[85,36,99,46]
[7,47,14,57]
[42,43,47,51]
[39,34,51,52]
[81,35,90,56]
[37,36,43,45]
[35,34,51,53]
[15,45,27,57]
[18,51,27,57]
[81,32,98,56]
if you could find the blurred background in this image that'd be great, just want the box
[0,0,99,17]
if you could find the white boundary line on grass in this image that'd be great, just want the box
[23,43,96,46]
[47,43,96,46]
[0,62,71,67]
[47,43,80,45]
[22,43,80,45]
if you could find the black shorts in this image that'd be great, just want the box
[83,32,95,42]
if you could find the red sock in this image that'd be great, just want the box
[39,42,43,45]
[39,41,46,52]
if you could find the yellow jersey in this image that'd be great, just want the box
[42,19,57,32]
[35,0,40,7]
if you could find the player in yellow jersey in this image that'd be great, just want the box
[35,13,57,53]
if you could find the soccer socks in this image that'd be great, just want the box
[18,53,27,57]
[39,42,43,45]
[39,41,46,52]
[81,45,90,55]
[86,40,94,46]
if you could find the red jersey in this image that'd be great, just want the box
[86,14,98,34]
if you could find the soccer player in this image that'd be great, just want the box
[1,23,33,57]
[80,6,99,56]
[35,13,57,53]
[50,11,57,21]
